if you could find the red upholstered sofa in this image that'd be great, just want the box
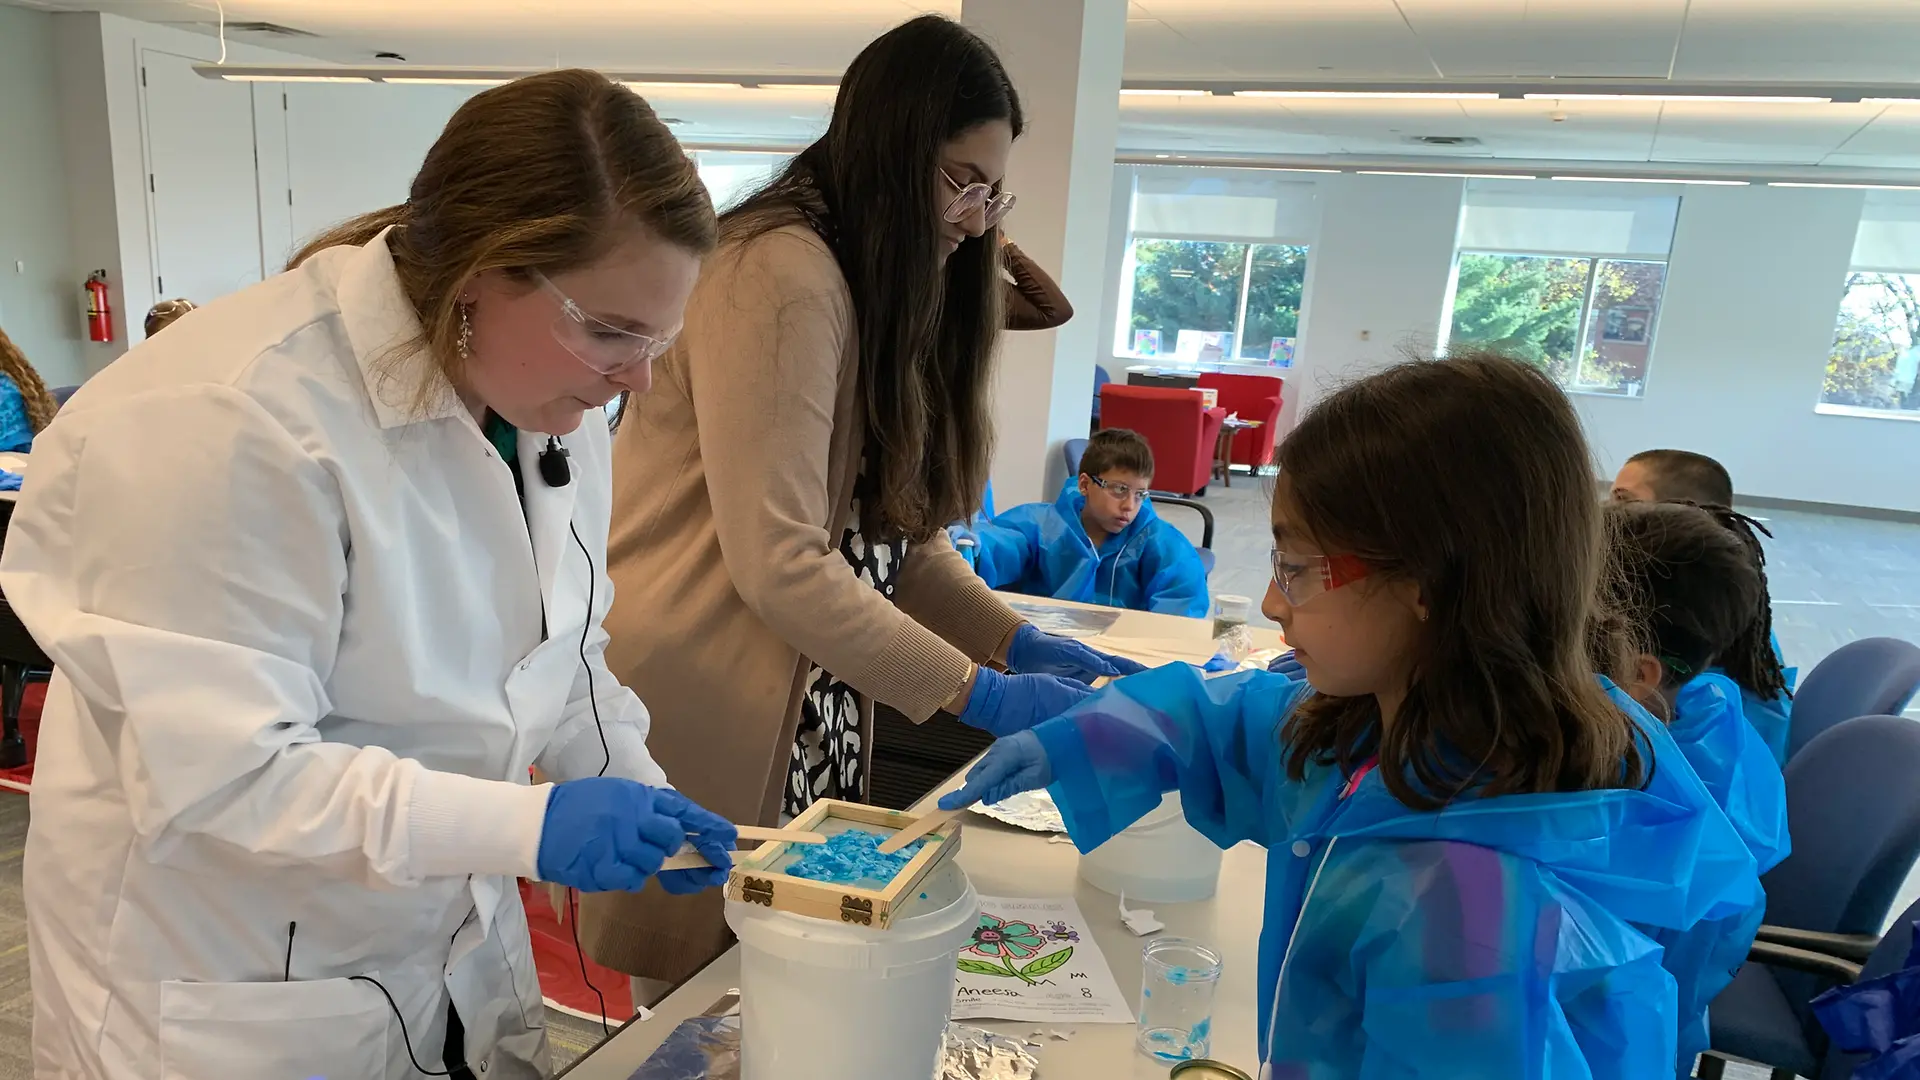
[1196,372,1284,470]
[1097,384,1227,497]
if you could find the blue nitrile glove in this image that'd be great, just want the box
[958,666,1095,738]
[948,524,980,570]
[1006,623,1148,684]
[939,730,1054,811]
[536,778,737,894]
[1268,650,1306,681]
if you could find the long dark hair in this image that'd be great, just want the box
[1604,500,1789,703]
[1279,348,1646,811]
[719,15,1021,540]
[290,70,717,411]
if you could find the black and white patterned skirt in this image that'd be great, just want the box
[784,478,908,818]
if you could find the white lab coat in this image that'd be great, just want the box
[0,232,670,1079]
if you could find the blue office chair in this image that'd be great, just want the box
[1091,365,1112,428]
[1788,638,1920,762]
[1063,438,1088,478]
[51,385,80,409]
[1703,715,1920,1078]
[1148,495,1216,576]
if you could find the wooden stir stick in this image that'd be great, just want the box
[877,804,966,855]
[656,824,827,872]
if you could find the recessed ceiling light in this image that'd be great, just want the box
[384,77,507,85]
[218,74,369,83]
[1550,175,1749,185]
[1121,89,1207,98]
[1236,90,1498,101]
[1359,170,1537,180]
[1523,93,1830,104]
[1768,181,1920,190]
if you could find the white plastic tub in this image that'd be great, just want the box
[1077,792,1224,903]
[726,859,980,1080]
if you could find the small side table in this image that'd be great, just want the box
[1214,418,1263,488]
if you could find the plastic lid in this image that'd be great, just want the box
[1168,1061,1254,1080]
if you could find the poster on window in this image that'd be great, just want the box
[1132,329,1162,357]
[1269,337,1296,368]
[1602,307,1652,344]
[952,896,1135,1024]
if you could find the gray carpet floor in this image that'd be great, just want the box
[0,485,1912,1078]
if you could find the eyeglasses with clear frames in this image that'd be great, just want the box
[940,168,1016,229]
[531,271,678,376]
[1086,476,1149,505]
[1269,548,1372,607]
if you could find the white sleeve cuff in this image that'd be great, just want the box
[408,771,552,881]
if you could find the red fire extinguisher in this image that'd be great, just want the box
[84,270,113,344]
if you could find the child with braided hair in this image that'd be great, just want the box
[1699,506,1795,763]
[1602,498,1791,1075]
[1612,449,1796,760]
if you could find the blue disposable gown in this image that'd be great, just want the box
[1030,664,1763,1078]
[1708,632,1795,766]
[972,481,1209,618]
[0,373,35,454]
[1647,673,1790,1074]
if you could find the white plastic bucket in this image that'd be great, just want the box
[1077,792,1224,903]
[727,859,980,1080]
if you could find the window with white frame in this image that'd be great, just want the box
[692,151,790,213]
[1113,170,1315,366]
[1822,195,1920,417]
[1442,182,1680,397]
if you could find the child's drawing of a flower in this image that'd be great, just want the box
[967,913,1046,961]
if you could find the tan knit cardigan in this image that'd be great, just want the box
[578,225,1024,981]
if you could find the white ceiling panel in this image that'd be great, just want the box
[1452,99,1663,161]
[1144,0,1442,79]
[1395,0,1686,78]
[1648,102,1884,164]
[1819,106,1920,167]
[1122,18,1232,80]
[1673,0,1920,82]
[17,0,1920,171]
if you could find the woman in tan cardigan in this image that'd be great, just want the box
[581,15,1140,986]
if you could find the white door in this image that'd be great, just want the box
[285,83,476,252]
[139,49,265,307]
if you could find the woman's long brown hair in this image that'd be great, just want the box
[0,325,59,433]
[714,15,1020,541]
[1279,348,1646,810]
[288,70,717,412]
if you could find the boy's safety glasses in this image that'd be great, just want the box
[940,168,1016,229]
[532,271,678,375]
[1269,548,1372,607]
[1086,476,1149,505]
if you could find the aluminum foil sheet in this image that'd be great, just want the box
[969,789,1066,834]
[627,991,1040,1080]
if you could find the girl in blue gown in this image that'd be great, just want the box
[1602,500,1792,1073]
[944,350,1760,1078]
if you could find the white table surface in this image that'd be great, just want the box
[562,597,1283,1080]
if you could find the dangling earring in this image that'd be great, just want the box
[457,303,474,360]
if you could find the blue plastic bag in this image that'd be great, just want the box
[1815,921,1920,1078]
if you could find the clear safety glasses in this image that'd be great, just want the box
[1086,475,1149,506]
[940,168,1017,228]
[531,271,678,376]
[1269,548,1372,607]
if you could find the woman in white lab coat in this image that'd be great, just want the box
[0,70,736,1079]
